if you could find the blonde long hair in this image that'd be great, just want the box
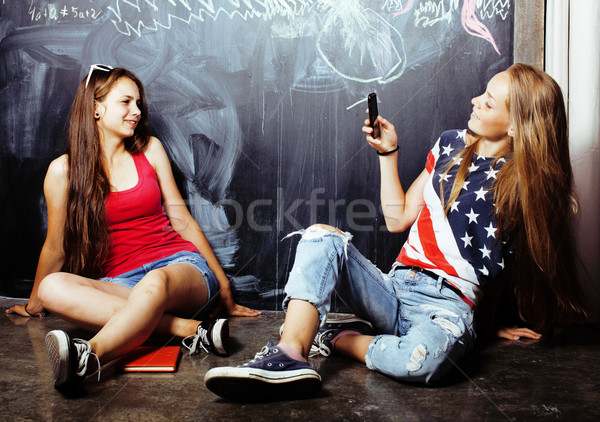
[442,63,587,329]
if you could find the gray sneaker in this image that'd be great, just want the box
[45,330,100,388]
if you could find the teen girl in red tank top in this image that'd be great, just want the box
[6,66,260,388]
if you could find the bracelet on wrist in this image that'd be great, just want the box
[24,305,45,317]
[376,145,399,156]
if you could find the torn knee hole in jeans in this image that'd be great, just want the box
[422,304,464,337]
[406,344,427,372]
[283,225,353,258]
[430,314,464,337]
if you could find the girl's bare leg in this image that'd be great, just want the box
[333,334,373,364]
[38,264,209,363]
[279,299,320,359]
[279,299,373,364]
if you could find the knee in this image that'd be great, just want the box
[370,341,449,385]
[132,269,169,303]
[307,224,344,236]
[368,329,470,385]
[37,272,71,309]
[402,342,450,385]
[301,225,349,244]
[406,322,471,384]
[300,224,352,256]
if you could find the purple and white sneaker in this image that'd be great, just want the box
[204,340,322,401]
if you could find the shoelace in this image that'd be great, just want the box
[73,339,101,382]
[311,330,334,358]
[253,343,271,359]
[279,323,324,358]
[243,342,274,366]
[182,326,210,355]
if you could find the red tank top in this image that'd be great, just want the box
[102,152,198,277]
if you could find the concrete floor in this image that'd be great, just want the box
[1,297,599,421]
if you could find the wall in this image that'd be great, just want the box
[0,1,515,309]
[545,0,600,322]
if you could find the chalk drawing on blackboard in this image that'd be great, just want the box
[460,0,502,55]
[0,0,514,307]
[411,0,509,55]
[316,7,406,84]
[105,1,509,86]
[292,56,346,93]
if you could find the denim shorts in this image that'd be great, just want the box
[100,251,218,299]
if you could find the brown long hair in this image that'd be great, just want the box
[62,67,151,278]
[442,63,587,329]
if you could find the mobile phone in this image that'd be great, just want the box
[368,92,380,138]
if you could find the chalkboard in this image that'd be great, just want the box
[0,1,514,309]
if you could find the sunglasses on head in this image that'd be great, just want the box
[85,64,114,88]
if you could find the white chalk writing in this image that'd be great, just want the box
[479,0,510,21]
[414,0,460,27]
[26,0,103,24]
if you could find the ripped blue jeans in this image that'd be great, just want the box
[283,226,475,385]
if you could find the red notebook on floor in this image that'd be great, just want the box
[116,346,181,372]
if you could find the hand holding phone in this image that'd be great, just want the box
[367,93,380,139]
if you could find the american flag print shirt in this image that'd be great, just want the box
[397,129,512,306]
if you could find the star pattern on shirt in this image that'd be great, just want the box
[457,157,506,276]
[485,168,499,180]
[474,187,487,201]
[466,208,479,224]
[427,130,512,285]
[461,232,473,247]
[484,222,497,238]
[479,244,491,259]
[439,173,450,183]
[442,145,454,156]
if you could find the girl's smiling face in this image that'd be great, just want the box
[95,77,141,141]
[468,71,512,143]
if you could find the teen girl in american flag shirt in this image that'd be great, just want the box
[396,128,512,309]
[203,65,586,399]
